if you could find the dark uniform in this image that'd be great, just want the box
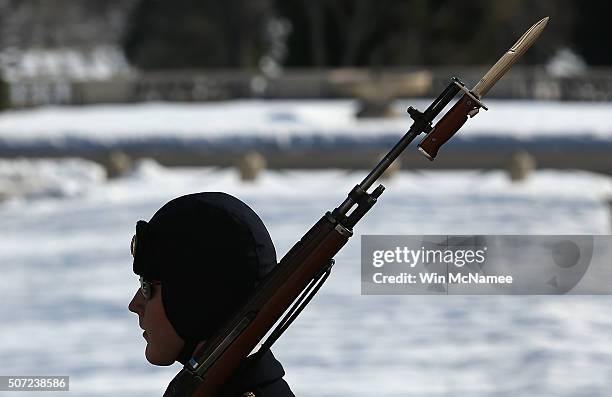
[221,350,294,397]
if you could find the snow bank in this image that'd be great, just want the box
[0,100,611,152]
[0,158,105,201]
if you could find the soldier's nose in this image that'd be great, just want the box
[128,289,145,314]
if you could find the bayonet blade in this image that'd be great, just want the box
[472,17,549,97]
[417,17,549,160]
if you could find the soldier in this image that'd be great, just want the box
[128,192,294,396]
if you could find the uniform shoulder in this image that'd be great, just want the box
[222,349,294,397]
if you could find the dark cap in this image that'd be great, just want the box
[132,192,277,342]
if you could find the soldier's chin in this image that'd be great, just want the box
[145,344,176,366]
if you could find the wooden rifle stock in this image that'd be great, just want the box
[418,93,481,160]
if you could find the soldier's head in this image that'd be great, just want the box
[128,192,277,365]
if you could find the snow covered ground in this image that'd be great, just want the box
[0,46,132,82]
[1,100,612,152]
[1,158,612,396]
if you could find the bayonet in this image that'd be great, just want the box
[418,17,549,160]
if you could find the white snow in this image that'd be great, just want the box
[0,100,611,151]
[1,158,612,396]
[0,158,105,201]
[0,45,132,82]
[546,48,588,78]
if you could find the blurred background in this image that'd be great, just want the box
[1,1,612,396]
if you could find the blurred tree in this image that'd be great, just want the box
[123,0,273,69]
[275,0,573,67]
[276,0,426,67]
[424,0,574,65]
[0,74,9,111]
[574,2,612,65]
[123,0,582,69]
[0,0,136,49]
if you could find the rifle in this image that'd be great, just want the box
[163,17,549,397]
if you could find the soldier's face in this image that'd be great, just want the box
[128,283,184,365]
